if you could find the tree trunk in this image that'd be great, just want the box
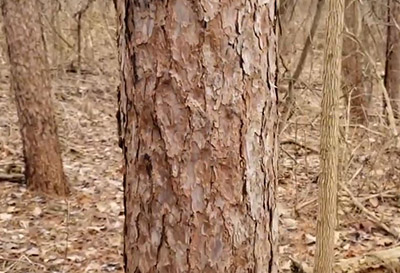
[2,0,68,196]
[314,0,344,272]
[343,0,365,122]
[114,1,279,272]
[384,0,400,118]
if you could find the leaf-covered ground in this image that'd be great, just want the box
[0,63,124,272]
[1,1,400,271]
[1,62,399,273]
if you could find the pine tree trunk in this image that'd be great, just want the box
[343,0,365,122]
[385,0,400,118]
[2,0,68,196]
[114,1,279,272]
[314,0,344,272]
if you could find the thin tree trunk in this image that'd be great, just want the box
[280,0,325,131]
[114,0,279,272]
[385,0,400,118]
[314,0,344,272]
[2,0,68,196]
[343,0,365,122]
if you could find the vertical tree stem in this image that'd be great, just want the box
[314,0,344,272]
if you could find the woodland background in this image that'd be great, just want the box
[0,0,399,272]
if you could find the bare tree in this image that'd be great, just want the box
[114,0,279,272]
[314,0,344,272]
[280,0,325,130]
[385,0,400,118]
[2,0,68,196]
[343,0,366,122]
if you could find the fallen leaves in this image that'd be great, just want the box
[0,58,122,272]
[0,213,12,221]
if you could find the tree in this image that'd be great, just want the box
[314,0,344,272]
[342,0,366,122]
[385,0,400,118]
[2,0,68,196]
[114,1,279,272]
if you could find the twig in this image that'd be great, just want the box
[340,169,400,238]
[348,124,386,137]
[74,0,96,72]
[63,200,70,272]
[345,30,398,137]
[280,139,319,154]
[295,165,362,212]
[293,246,400,273]
[281,147,299,164]
[358,189,398,202]
[280,0,325,131]
[295,197,317,211]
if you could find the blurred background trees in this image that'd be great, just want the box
[2,0,68,195]
[0,2,121,270]
[0,0,117,196]
[279,0,400,272]
[385,0,400,118]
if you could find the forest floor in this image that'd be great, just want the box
[0,62,124,272]
[277,75,400,271]
[0,38,400,273]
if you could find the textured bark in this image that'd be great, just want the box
[115,1,279,272]
[384,0,400,118]
[342,0,365,122]
[314,0,343,272]
[2,0,68,196]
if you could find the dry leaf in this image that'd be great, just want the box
[0,213,12,221]
[358,220,375,233]
[68,254,86,262]
[26,246,40,256]
[282,218,297,231]
[369,197,379,208]
[304,233,316,245]
[32,207,42,217]
[96,202,108,213]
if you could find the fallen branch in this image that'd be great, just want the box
[340,180,400,239]
[295,197,317,212]
[280,139,319,154]
[334,246,400,273]
[339,165,399,238]
[359,189,398,202]
[292,246,400,273]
